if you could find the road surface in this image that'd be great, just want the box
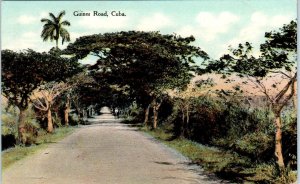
[2,109,224,184]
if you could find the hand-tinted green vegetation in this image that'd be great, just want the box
[1,10,296,183]
[41,10,71,49]
[140,94,296,183]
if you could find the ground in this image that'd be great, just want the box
[2,112,226,184]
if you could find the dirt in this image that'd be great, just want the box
[2,117,225,184]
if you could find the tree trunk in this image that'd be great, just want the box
[144,104,150,126]
[47,108,54,133]
[292,82,297,113]
[77,108,82,123]
[274,113,285,171]
[17,108,27,144]
[292,94,297,110]
[64,97,70,126]
[185,104,190,138]
[180,108,185,137]
[152,99,161,129]
[56,39,58,49]
[153,107,158,129]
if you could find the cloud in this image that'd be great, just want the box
[17,15,37,24]
[178,11,240,42]
[78,12,130,31]
[223,12,293,57]
[195,11,239,32]
[3,30,53,52]
[136,13,173,31]
[17,11,50,25]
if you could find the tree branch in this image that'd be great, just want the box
[275,72,297,103]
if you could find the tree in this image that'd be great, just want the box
[1,49,81,142]
[41,10,71,49]
[31,82,72,132]
[31,71,96,131]
[64,31,209,129]
[173,78,215,138]
[203,21,296,172]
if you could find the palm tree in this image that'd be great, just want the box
[41,10,71,49]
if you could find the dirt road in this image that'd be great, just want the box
[2,117,223,184]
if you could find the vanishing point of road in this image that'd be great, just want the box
[2,108,224,184]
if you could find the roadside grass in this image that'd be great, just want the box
[2,127,75,170]
[142,127,297,184]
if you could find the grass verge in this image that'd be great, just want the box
[2,127,75,170]
[142,127,297,184]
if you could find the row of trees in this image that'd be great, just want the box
[63,21,296,173]
[1,10,296,180]
[63,31,209,129]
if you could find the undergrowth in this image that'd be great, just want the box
[143,127,297,184]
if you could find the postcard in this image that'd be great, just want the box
[1,1,297,183]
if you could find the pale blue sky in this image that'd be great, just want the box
[1,0,297,64]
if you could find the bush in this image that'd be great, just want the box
[148,95,297,182]
[2,105,19,149]
[233,132,273,161]
[1,105,19,137]
[163,96,296,166]
[19,107,40,145]
[2,105,40,146]
[189,97,225,142]
[281,111,297,169]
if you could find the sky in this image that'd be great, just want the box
[1,0,297,64]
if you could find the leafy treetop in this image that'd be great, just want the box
[64,31,209,98]
[2,49,82,109]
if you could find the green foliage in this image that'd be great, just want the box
[52,112,62,127]
[160,95,296,166]
[2,105,39,138]
[196,20,296,173]
[144,125,297,183]
[64,31,209,111]
[1,105,18,136]
[234,132,273,160]
[2,49,82,110]
[19,107,40,145]
[41,10,71,48]
[203,20,296,78]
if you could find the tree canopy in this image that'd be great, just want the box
[64,31,209,97]
[63,31,209,128]
[2,49,81,141]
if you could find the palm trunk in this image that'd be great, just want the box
[56,39,58,49]
[47,108,54,133]
[18,107,26,144]
[274,113,285,171]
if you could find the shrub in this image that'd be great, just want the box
[1,105,19,137]
[185,96,226,142]
[19,107,40,145]
[233,132,273,161]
